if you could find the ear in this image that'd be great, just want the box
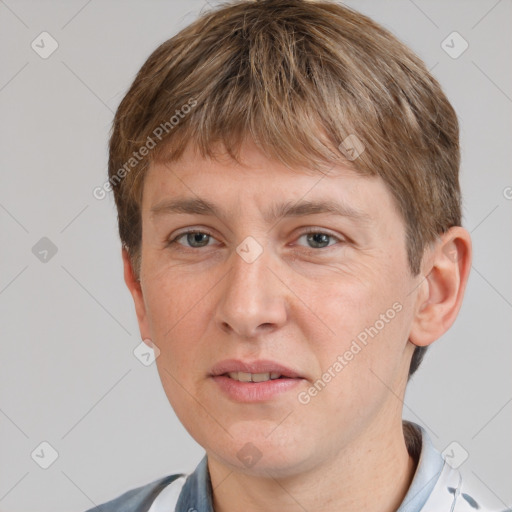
[409,226,472,347]
[122,248,152,345]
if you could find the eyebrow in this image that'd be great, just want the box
[150,197,371,225]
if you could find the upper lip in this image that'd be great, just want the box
[210,359,303,378]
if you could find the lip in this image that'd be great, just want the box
[210,359,302,378]
[210,359,305,403]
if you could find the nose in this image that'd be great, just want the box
[214,243,288,339]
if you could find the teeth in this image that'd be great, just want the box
[252,372,270,382]
[227,372,283,382]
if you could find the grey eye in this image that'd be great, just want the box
[184,232,211,247]
[308,233,330,248]
[298,232,337,249]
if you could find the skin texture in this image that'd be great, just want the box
[123,140,472,512]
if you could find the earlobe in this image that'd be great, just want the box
[122,248,151,342]
[409,227,472,347]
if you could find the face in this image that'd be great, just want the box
[129,140,424,477]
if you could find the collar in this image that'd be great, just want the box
[398,421,445,511]
[175,453,213,512]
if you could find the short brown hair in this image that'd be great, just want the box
[108,0,461,377]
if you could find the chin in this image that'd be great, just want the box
[205,429,321,478]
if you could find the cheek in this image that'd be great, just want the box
[295,265,413,389]
[292,264,401,345]
[142,268,210,368]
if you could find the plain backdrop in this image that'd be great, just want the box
[0,1,511,510]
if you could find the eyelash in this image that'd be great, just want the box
[165,228,345,252]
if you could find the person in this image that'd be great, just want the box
[85,0,503,510]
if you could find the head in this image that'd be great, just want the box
[111,0,471,475]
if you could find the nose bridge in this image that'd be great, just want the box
[215,238,287,338]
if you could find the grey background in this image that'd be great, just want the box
[0,0,510,510]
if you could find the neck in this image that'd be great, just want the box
[208,419,418,512]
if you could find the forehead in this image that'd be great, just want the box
[142,140,399,227]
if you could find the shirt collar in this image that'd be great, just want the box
[175,454,213,512]
[398,421,445,512]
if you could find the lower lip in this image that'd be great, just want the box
[211,375,303,402]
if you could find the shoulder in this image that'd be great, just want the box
[82,473,184,512]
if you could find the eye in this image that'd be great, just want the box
[166,228,344,251]
[167,230,216,249]
[296,230,343,249]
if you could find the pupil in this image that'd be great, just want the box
[188,233,209,247]
[308,233,329,248]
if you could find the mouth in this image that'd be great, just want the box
[225,371,284,382]
[210,359,304,402]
